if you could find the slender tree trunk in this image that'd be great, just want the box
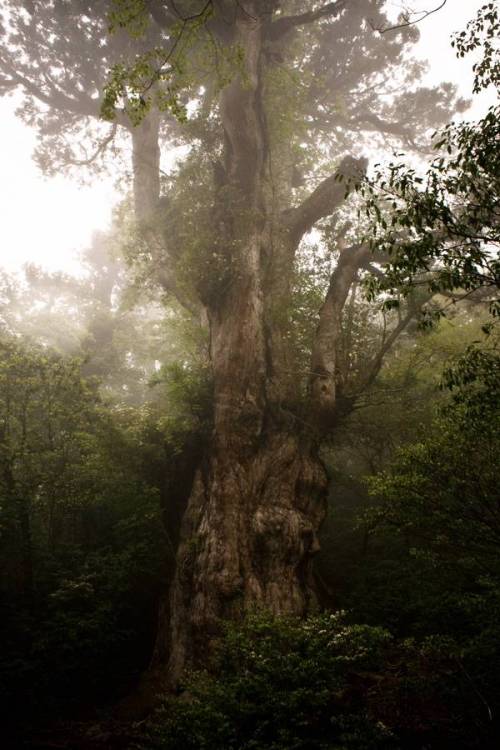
[0,445,34,606]
[131,110,161,221]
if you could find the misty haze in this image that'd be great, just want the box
[0,1,498,748]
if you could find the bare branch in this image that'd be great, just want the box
[369,1,447,34]
[361,302,421,391]
[62,124,118,167]
[168,0,213,22]
[283,156,367,244]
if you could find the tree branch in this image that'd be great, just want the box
[349,113,416,144]
[268,0,347,39]
[310,242,370,424]
[361,302,420,391]
[59,124,118,167]
[284,156,367,244]
[167,0,213,22]
[0,57,98,117]
[0,74,17,95]
[369,1,447,34]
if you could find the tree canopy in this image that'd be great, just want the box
[356,2,499,322]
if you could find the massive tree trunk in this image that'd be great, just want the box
[167,433,328,680]
[140,3,395,685]
[164,3,327,682]
[0,0,455,695]
[150,3,355,684]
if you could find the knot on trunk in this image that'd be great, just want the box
[310,372,337,434]
[251,506,317,565]
[215,392,265,449]
[213,569,244,599]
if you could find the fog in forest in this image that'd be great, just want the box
[0,1,498,748]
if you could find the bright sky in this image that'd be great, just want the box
[0,0,495,275]
[0,104,116,275]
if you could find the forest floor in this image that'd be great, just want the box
[7,718,142,749]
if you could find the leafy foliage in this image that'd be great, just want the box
[451,1,499,94]
[140,612,395,750]
[316,322,500,748]
[367,335,500,571]
[355,339,500,746]
[360,106,499,316]
[356,3,499,321]
[0,3,497,748]
[0,334,167,723]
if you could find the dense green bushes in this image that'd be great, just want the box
[2,328,498,749]
[138,599,500,749]
[0,335,168,725]
[140,612,395,750]
[316,339,500,747]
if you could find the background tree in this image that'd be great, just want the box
[357,1,499,322]
[0,333,169,726]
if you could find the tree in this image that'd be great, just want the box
[369,341,500,568]
[0,0,465,682]
[0,228,197,404]
[0,336,98,604]
[360,337,500,743]
[0,332,171,724]
[357,2,499,322]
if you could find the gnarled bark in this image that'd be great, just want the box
[150,3,329,684]
[144,3,412,686]
[167,433,327,681]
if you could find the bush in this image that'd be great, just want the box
[140,612,395,750]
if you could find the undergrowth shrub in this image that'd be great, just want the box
[139,612,395,750]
